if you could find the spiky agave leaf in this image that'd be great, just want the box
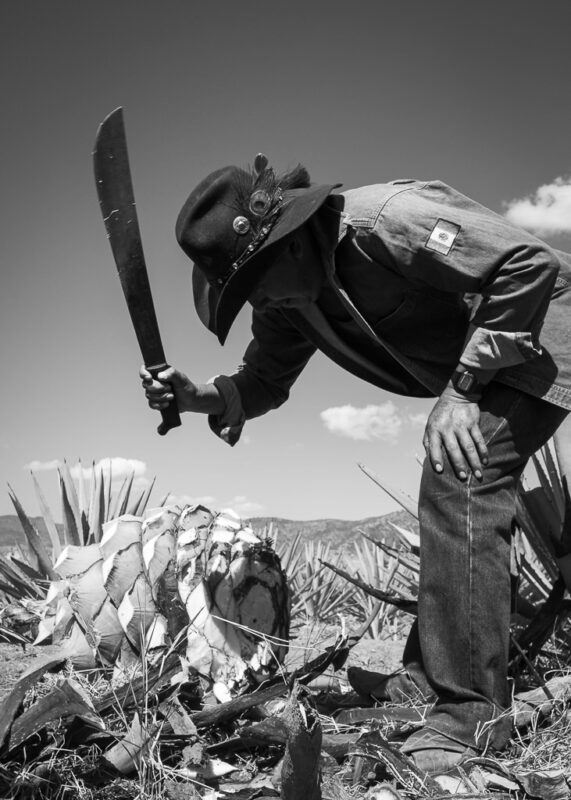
[358,463,419,520]
[7,485,57,581]
[88,462,106,542]
[30,471,61,559]
[0,555,45,600]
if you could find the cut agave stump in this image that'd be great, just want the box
[34,505,290,692]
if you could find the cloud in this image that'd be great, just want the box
[504,176,571,234]
[223,495,264,518]
[71,458,148,483]
[25,459,60,472]
[164,493,218,508]
[320,402,403,443]
[25,457,150,488]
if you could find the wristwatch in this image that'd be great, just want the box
[451,367,485,396]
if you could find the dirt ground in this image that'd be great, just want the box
[0,624,407,701]
[0,642,65,700]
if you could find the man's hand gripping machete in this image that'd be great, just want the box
[93,107,181,435]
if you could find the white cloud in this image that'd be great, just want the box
[71,457,148,482]
[504,176,571,234]
[223,496,264,518]
[25,457,150,488]
[320,402,402,443]
[25,459,60,472]
[408,412,428,428]
[164,493,218,508]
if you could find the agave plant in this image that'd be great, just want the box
[2,461,291,695]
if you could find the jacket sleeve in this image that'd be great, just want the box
[364,180,561,372]
[208,307,317,444]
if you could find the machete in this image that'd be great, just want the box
[93,107,181,435]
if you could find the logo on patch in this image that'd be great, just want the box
[426,219,460,256]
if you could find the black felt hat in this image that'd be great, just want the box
[175,155,339,344]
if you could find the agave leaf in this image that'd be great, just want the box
[127,489,145,516]
[59,461,83,542]
[76,460,92,544]
[8,678,103,752]
[389,523,421,554]
[0,626,30,646]
[30,471,61,559]
[518,487,562,550]
[59,471,81,547]
[89,464,106,542]
[0,554,45,599]
[531,452,565,530]
[104,712,160,775]
[109,474,130,520]
[8,485,57,580]
[358,463,419,520]
[134,478,155,517]
[0,655,66,749]
[131,476,156,516]
[541,443,567,518]
[117,573,157,651]
[87,460,96,526]
[87,597,125,664]
[158,492,170,507]
[321,559,418,614]
[515,496,559,583]
[77,458,86,515]
[106,460,113,520]
[118,470,136,517]
[9,556,46,583]
[54,543,101,578]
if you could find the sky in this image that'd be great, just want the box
[2,0,571,522]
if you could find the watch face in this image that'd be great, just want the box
[455,370,476,393]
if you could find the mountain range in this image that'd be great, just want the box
[0,510,418,557]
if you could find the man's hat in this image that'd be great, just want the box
[175,155,339,344]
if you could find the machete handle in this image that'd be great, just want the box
[148,363,182,436]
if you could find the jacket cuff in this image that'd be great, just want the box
[207,375,246,446]
[460,326,542,370]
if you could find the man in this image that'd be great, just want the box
[141,156,571,772]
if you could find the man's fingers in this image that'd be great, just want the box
[440,434,470,480]
[470,423,489,465]
[426,432,444,474]
[456,429,483,479]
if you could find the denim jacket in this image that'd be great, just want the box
[209,180,571,444]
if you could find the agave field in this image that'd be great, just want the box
[0,450,571,800]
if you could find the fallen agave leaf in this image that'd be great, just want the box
[513,674,571,726]
[0,656,66,750]
[8,678,104,752]
[515,769,571,800]
[365,784,404,800]
[103,712,160,775]
[468,764,520,792]
[160,696,197,736]
[433,774,472,794]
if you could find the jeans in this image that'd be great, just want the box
[404,383,568,751]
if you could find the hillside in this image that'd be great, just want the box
[247,510,418,550]
[0,515,57,555]
[0,509,417,556]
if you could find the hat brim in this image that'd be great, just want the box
[193,183,339,344]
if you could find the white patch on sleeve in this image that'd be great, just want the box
[425,219,461,256]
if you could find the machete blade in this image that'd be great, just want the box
[93,107,180,434]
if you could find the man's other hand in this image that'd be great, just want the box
[423,390,488,480]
